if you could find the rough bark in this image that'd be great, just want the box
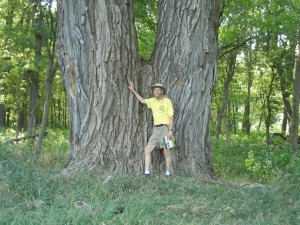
[56,0,147,174]
[289,25,300,151]
[216,52,237,139]
[56,0,221,177]
[152,0,221,177]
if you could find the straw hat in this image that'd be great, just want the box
[150,83,166,93]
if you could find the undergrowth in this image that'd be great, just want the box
[0,129,299,224]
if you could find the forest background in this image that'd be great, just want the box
[0,0,300,224]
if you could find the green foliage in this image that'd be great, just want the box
[0,0,64,128]
[213,133,300,182]
[134,0,157,60]
[214,0,300,136]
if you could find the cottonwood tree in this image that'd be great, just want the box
[56,0,222,177]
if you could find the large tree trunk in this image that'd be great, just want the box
[290,25,300,151]
[56,0,221,177]
[152,0,221,177]
[56,0,148,174]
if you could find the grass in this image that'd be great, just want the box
[0,129,300,224]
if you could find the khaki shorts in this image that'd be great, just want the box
[147,125,168,149]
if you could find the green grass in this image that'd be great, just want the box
[0,129,300,224]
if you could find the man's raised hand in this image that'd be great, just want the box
[128,81,135,92]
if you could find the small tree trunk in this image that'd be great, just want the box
[242,64,252,135]
[289,25,300,151]
[232,103,237,134]
[17,104,27,133]
[64,91,67,127]
[27,1,42,135]
[278,71,292,122]
[51,99,54,126]
[34,61,56,159]
[0,104,5,127]
[225,101,231,144]
[26,70,39,135]
[34,0,58,158]
[6,107,10,127]
[58,98,61,126]
[281,108,288,135]
[216,52,237,139]
[265,70,276,145]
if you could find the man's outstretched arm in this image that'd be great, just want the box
[128,82,146,104]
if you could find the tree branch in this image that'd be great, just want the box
[219,35,261,59]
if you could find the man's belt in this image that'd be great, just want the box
[154,124,168,127]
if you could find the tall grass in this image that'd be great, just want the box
[212,132,300,183]
[0,129,300,224]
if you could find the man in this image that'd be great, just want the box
[129,82,174,177]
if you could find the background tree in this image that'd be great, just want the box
[0,0,66,138]
[213,0,300,145]
[290,24,300,151]
[34,0,58,158]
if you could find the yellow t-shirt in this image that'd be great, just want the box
[144,97,174,125]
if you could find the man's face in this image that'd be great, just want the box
[153,87,163,97]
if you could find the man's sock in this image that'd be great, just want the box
[145,170,150,175]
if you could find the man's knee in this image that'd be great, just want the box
[163,148,170,157]
[145,146,154,153]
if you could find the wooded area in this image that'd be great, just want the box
[1,1,300,223]
[0,0,299,176]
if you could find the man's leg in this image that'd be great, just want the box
[163,148,172,174]
[144,145,155,174]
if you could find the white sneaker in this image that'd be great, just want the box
[165,170,171,176]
